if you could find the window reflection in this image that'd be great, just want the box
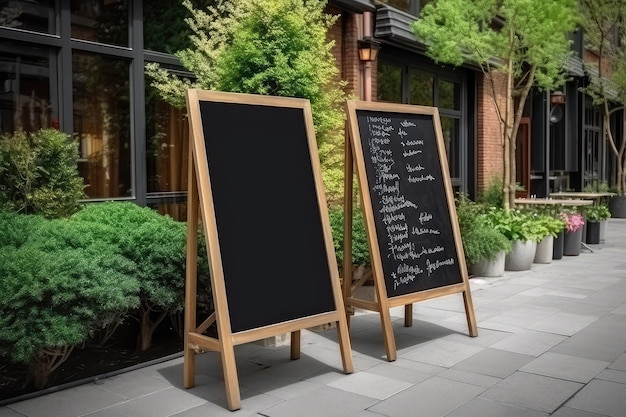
[409,70,433,106]
[73,51,131,198]
[377,62,402,103]
[439,80,460,110]
[440,116,460,185]
[70,0,128,47]
[145,84,189,194]
[0,0,56,34]
[0,45,55,133]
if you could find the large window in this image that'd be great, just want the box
[0,0,56,34]
[377,0,432,15]
[70,0,129,47]
[378,59,467,191]
[0,44,56,133]
[73,51,131,199]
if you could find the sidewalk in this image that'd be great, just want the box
[2,219,626,417]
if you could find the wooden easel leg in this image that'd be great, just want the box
[290,330,301,360]
[221,342,241,411]
[380,308,397,361]
[463,290,478,337]
[404,304,413,327]
[336,313,354,373]
[184,154,199,389]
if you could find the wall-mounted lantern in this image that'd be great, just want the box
[358,37,381,62]
[550,91,566,105]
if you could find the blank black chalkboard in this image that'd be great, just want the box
[353,108,463,298]
[198,100,336,333]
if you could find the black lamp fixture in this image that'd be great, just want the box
[358,37,381,62]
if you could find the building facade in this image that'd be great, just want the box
[0,0,612,217]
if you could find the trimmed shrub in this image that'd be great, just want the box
[0,129,85,218]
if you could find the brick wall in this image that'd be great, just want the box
[476,70,507,193]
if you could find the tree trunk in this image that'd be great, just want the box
[137,304,168,352]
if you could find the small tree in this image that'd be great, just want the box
[145,0,350,204]
[0,213,139,389]
[0,129,85,218]
[71,202,189,352]
[412,0,578,209]
[580,0,626,194]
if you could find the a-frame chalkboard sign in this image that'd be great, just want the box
[184,90,353,410]
[344,100,477,361]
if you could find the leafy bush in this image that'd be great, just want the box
[70,202,190,351]
[0,215,139,389]
[455,194,511,265]
[585,204,611,221]
[328,207,370,266]
[531,214,566,238]
[478,176,504,209]
[0,129,85,218]
[484,208,545,242]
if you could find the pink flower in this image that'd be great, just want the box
[561,212,585,232]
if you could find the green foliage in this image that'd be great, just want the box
[484,208,545,242]
[580,0,626,194]
[145,0,350,205]
[455,194,511,264]
[0,214,139,365]
[585,204,611,221]
[328,207,370,266]
[412,0,578,208]
[531,214,566,238]
[0,129,85,218]
[478,176,504,209]
[70,202,188,314]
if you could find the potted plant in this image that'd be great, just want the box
[585,204,611,244]
[561,211,585,256]
[485,208,543,271]
[456,195,511,277]
[532,214,566,264]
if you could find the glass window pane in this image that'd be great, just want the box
[0,0,56,34]
[146,84,189,193]
[0,45,56,133]
[440,116,460,182]
[73,51,131,198]
[377,0,411,13]
[71,0,128,47]
[409,70,433,106]
[144,1,210,53]
[147,200,188,222]
[439,79,460,110]
[377,61,402,103]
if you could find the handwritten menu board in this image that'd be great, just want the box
[354,109,463,298]
[198,100,336,333]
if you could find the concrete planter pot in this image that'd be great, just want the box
[564,228,583,256]
[599,219,608,243]
[505,240,536,271]
[553,231,564,260]
[609,195,626,218]
[470,251,506,277]
[586,221,601,244]
[534,235,553,264]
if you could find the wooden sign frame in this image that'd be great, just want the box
[343,100,477,362]
[184,90,353,411]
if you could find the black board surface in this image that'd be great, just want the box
[199,101,336,333]
[355,109,463,298]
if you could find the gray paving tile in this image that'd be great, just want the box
[438,368,502,388]
[445,397,549,417]
[565,379,626,417]
[91,370,173,399]
[169,391,282,417]
[8,384,126,417]
[326,371,412,400]
[489,329,567,356]
[0,408,26,417]
[442,327,512,348]
[453,348,534,378]
[82,387,207,417]
[550,315,626,362]
[364,361,434,384]
[551,406,609,417]
[399,339,484,367]
[260,386,376,417]
[367,376,485,417]
[596,369,626,384]
[480,372,583,414]
[528,312,598,336]
[609,352,626,371]
[520,352,609,383]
